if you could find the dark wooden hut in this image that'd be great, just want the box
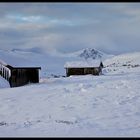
[0,60,41,88]
[64,60,103,77]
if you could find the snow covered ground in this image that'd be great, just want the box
[0,51,140,137]
[0,77,10,89]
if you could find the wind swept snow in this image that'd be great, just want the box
[0,74,140,137]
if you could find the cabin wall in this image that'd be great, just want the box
[9,68,40,87]
[66,67,101,76]
[27,69,39,83]
[67,68,84,76]
[10,69,28,87]
[84,68,100,75]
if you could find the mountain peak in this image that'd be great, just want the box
[79,48,103,60]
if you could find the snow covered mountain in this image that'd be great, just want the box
[79,48,105,59]
[64,48,113,60]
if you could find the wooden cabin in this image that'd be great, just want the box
[0,60,41,88]
[64,60,103,77]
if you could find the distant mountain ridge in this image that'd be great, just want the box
[0,47,114,76]
[11,47,45,54]
[9,47,112,59]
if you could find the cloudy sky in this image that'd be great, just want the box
[0,3,140,55]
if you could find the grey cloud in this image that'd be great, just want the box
[0,3,140,55]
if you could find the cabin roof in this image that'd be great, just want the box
[64,60,102,68]
[6,65,41,70]
[0,59,7,66]
[0,58,41,69]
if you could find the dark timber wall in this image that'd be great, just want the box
[9,68,41,87]
[0,63,41,88]
[66,67,102,77]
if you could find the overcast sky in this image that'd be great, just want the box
[0,3,140,55]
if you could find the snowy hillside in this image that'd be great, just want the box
[0,51,140,137]
[103,52,140,75]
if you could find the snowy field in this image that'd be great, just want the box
[0,51,140,137]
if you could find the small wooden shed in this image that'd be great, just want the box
[8,65,41,87]
[64,60,103,77]
[0,59,41,88]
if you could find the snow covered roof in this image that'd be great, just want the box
[0,56,41,68]
[64,60,101,68]
[0,59,7,66]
